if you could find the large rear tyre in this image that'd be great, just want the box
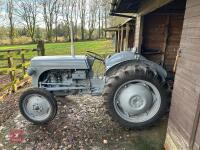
[19,88,57,124]
[103,66,168,129]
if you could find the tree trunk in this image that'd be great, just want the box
[101,11,104,38]
[98,8,101,39]
[81,20,84,40]
[55,15,58,42]
[9,21,14,45]
[89,30,93,40]
[8,0,14,45]
[104,8,107,38]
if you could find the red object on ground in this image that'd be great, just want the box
[8,129,25,143]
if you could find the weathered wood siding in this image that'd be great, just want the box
[128,28,135,49]
[196,124,200,149]
[167,0,200,148]
[164,15,184,71]
[142,14,184,72]
[141,0,185,72]
[134,16,143,51]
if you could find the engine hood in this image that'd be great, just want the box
[30,55,90,69]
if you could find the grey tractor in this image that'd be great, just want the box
[19,51,169,129]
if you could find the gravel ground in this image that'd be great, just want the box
[0,87,168,150]
[0,75,11,85]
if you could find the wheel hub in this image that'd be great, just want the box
[117,84,153,115]
[33,104,43,112]
[24,94,51,121]
[129,95,144,109]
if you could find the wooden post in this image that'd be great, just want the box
[7,51,17,92]
[20,50,26,78]
[162,15,170,67]
[134,15,143,53]
[37,40,45,56]
[120,26,124,51]
[173,48,181,73]
[125,23,130,50]
[117,27,121,53]
[115,31,118,52]
[189,94,200,149]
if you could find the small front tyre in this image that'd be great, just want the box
[19,88,57,124]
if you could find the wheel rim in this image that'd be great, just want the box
[22,94,52,122]
[113,80,161,123]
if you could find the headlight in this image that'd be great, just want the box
[27,68,36,76]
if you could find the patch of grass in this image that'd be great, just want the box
[0,40,114,56]
[133,137,164,150]
[0,40,114,74]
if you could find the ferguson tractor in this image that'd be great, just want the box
[19,50,169,129]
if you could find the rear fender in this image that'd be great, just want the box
[105,59,167,81]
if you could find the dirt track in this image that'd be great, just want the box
[0,87,168,150]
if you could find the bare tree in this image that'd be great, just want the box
[102,0,109,38]
[98,4,101,39]
[54,1,61,42]
[15,0,38,42]
[2,0,112,43]
[0,0,3,14]
[41,0,58,42]
[73,0,78,40]
[7,0,14,44]
[69,0,76,55]
[104,6,108,38]
[79,0,86,40]
[96,0,110,39]
[88,0,98,40]
[61,0,70,41]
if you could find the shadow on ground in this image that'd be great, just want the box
[0,90,168,150]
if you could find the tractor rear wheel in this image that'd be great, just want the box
[103,66,168,129]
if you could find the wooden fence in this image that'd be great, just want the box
[0,41,45,95]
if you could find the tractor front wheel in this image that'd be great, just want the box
[19,88,57,124]
[103,66,168,129]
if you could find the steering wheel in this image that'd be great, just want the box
[86,51,104,62]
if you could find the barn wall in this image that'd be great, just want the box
[142,12,184,72]
[166,0,200,149]
[116,23,135,52]
[195,124,200,150]
[164,15,184,71]
[128,29,135,48]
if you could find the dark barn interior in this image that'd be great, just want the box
[141,0,186,72]
[110,0,200,149]
[110,0,187,84]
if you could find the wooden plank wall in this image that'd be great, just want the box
[128,29,135,49]
[142,14,184,71]
[143,15,166,64]
[196,124,200,149]
[167,0,200,149]
[164,15,184,71]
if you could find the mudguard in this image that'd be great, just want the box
[105,51,167,80]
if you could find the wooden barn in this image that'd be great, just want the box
[105,18,135,52]
[110,0,200,149]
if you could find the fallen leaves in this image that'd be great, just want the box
[0,94,167,150]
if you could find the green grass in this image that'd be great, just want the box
[0,40,115,74]
[0,40,114,56]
